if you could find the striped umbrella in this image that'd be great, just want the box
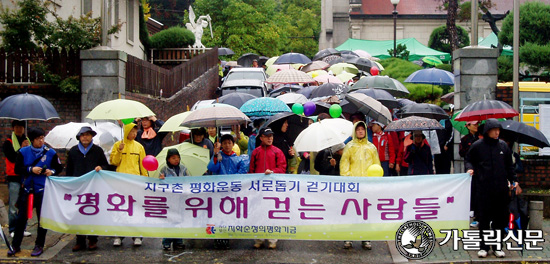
[385,116,444,132]
[454,100,519,121]
[265,69,316,84]
[240,97,291,117]
[181,104,250,127]
[301,61,330,73]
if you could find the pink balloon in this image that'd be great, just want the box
[370,67,379,76]
[142,155,159,171]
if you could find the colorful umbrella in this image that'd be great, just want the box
[351,88,399,109]
[307,70,329,78]
[86,99,155,120]
[454,100,519,121]
[151,142,210,177]
[344,93,392,125]
[265,69,316,84]
[328,63,359,75]
[181,104,250,127]
[240,97,291,117]
[274,53,311,65]
[397,103,448,121]
[218,92,257,109]
[264,56,279,68]
[385,116,444,132]
[301,61,330,73]
[450,110,470,136]
[500,120,550,148]
[405,68,454,86]
[422,56,443,66]
[266,64,294,76]
[0,93,59,121]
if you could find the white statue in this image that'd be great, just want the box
[185,6,213,49]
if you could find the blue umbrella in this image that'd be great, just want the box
[240,97,291,117]
[404,68,455,86]
[274,53,312,65]
[0,93,59,121]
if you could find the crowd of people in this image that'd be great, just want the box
[2,97,523,258]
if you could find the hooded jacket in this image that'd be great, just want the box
[110,123,148,176]
[372,130,395,163]
[249,144,287,174]
[207,150,249,175]
[340,121,381,177]
[136,119,168,156]
[404,137,434,175]
[465,118,517,223]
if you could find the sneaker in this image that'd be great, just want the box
[494,250,505,258]
[10,232,13,238]
[362,241,372,250]
[133,237,142,246]
[88,241,98,250]
[30,246,43,257]
[24,231,31,237]
[72,244,85,252]
[470,221,479,228]
[7,247,20,257]
[343,241,353,249]
[253,241,263,249]
[163,244,171,251]
[477,250,487,258]
[268,241,277,249]
[113,238,122,246]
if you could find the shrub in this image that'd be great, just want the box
[428,25,470,54]
[150,27,195,49]
[498,55,513,82]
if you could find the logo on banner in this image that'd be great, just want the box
[395,220,436,260]
[206,224,216,235]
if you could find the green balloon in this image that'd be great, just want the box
[329,104,342,118]
[122,118,134,125]
[292,103,304,115]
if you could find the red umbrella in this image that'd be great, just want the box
[455,100,519,121]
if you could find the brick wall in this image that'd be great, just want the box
[0,85,82,181]
[495,84,512,105]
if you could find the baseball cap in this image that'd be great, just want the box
[259,127,274,136]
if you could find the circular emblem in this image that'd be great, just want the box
[395,220,436,260]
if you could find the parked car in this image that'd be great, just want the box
[218,79,268,97]
[223,67,267,83]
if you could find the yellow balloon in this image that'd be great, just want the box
[367,164,384,177]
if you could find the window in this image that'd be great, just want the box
[114,0,119,25]
[127,0,134,43]
[82,0,92,15]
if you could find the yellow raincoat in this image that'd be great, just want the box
[340,121,381,177]
[110,123,148,176]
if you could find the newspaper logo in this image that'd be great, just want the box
[395,220,436,260]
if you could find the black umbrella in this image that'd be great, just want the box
[313,48,341,61]
[237,53,259,67]
[309,101,332,116]
[345,57,376,72]
[274,53,312,65]
[397,103,448,121]
[262,112,309,144]
[269,85,303,97]
[218,47,235,56]
[295,85,318,99]
[0,93,59,121]
[258,56,269,67]
[499,120,550,148]
[217,92,257,109]
[339,50,359,57]
[351,88,399,109]
[322,55,344,65]
[310,83,348,99]
[397,98,416,108]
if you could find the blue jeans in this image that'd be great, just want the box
[380,161,390,177]
[8,182,21,233]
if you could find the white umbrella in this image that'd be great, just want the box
[159,112,192,132]
[276,93,308,105]
[45,122,121,150]
[294,118,353,152]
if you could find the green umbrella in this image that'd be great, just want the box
[422,56,443,66]
[158,112,192,132]
[151,142,210,177]
[86,99,155,120]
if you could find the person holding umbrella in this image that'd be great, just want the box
[459,120,482,228]
[434,104,454,174]
[9,127,63,257]
[404,131,434,175]
[136,116,168,156]
[370,121,395,176]
[2,120,31,238]
[185,128,214,158]
[314,143,345,176]
[66,127,109,252]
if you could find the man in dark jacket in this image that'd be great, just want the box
[66,126,109,251]
[404,131,434,175]
[314,143,344,176]
[434,105,454,174]
[465,118,521,259]
[136,116,168,156]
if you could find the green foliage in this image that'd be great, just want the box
[435,64,453,94]
[150,27,195,48]
[387,44,410,60]
[428,25,470,54]
[139,4,151,49]
[32,60,80,93]
[500,1,550,71]
[59,76,81,93]
[0,0,48,51]
[379,58,442,102]
[497,55,513,82]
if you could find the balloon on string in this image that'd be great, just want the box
[367,164,384,176]
[329,104,342,118]
[303,102,316,116]
[292,103,304,115]
[142,155,159,171]
[370,67,379,76]
[122,118,134,125]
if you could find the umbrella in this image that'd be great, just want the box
[345,57,376,72]
[422,56,443,66]
[373,61,385,71]
[159,112,192,132]
[86,99,155,120]
[217,92,257,109]
[499,120,550,148]
[262,112,309,144]
[441,92,455,104]
[296,85,318,99]
[0,93,59,121]
[405,68,455,86]
[397,98,416,108]
[344,93,392,125]
[313,48,341,61]
[313,74,343,84]
[269,85,303,97]
[264,56,279,68]
[398,103,448,121]
[240,97,291,117]
[277,93,308,105]
[506,190,529,256]
[384,116,444,132]
[218,47,235,56]
[352,88,399,109]
[226,61,239,67]
[351,76,409,97]
[274,53,312,65]
[455,100,519,121]
[339,50,359,57]
[322,55,344,64]
[258,56,269,67]
[328,63,359,75]
[336,72,356,83]
[308,100,332,116]
[310,83,348,99]
[450,110,471,136]
[151,142,210,177]
[266,64,294,76]
[294,118,353,152]
[237,53,259,67]
[307,70,329,78]
[265,69,316,84]
[45,122,122,150]
[181,104,250,127]
[301,61,330,73]
[353,49,373,59]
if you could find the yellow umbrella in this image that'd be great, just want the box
[373,61,385,71]
[336,71,356,82]
[328,63,359,75]
[158,112,192,132]
[264,56,279,68]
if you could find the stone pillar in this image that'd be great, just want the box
[529,200,543,230]
[80,47,127,122]
[452,47,499,172]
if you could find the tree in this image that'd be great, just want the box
[428,25,470,54]
[387,44,410,60]
[499,1,550,71]
[148,0,191,27]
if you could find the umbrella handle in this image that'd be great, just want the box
[27,193,34,220]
